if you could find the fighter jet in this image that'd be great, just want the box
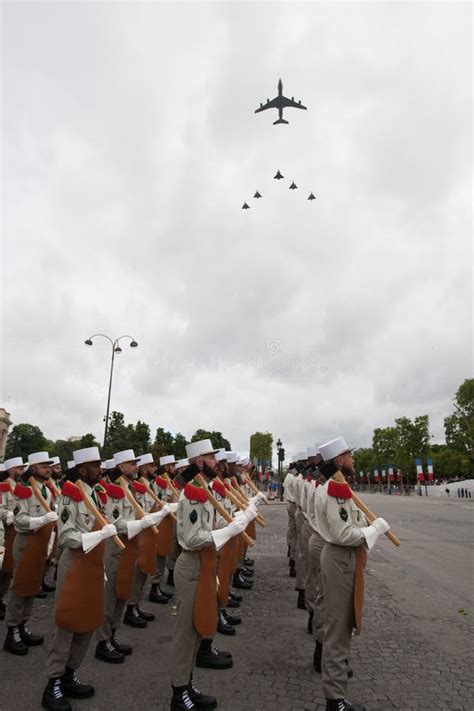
[289,181,298,190]
[242,202,250,210]
[308,193,316,201]
[254,191,262,198]
[274,170,284,180]
[255,79,307,125]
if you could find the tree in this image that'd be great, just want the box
[173,432,188,459]
[153,427,176,458]
[5,423,48,460]
[444,379,474,466]
[133,420,151,455]
[249,432,273,466]
[372,427,397,466]
[190,430,231,451]
[105,411,135,457]
[353,447,375,474]
[51,439,75,464]
[429,444,470,479]
[394,415,430,486]
[78,433,100,449]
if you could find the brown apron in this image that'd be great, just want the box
[155,512,174,557]
[137,527,158,576]
[1,524,16,578]
[246,519,257,542]
[55,522,106,633]
[217,541,233,606]
[12,522,55,597]
[193,546,218,637]
[353,545,367,635]
[115,537,138,601]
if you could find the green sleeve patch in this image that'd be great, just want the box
[189,509,198,524]
[339,506,348,522]
[61,508,70,524]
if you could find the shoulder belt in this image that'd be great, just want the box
[132,481,147,495]
[14,483,33,499]
[61,480,83,502]
[327,480,352,500]
[104,482,125,499]
[155,476,168,490]
[211,479,226,498]
[184,481,208,503]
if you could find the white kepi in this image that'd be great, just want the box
[114,449,140,466]
[3,457,27,471]
[159,455,175,466]
[73,447,102,466]
[185,439,219,460]
[137,453,155,467]
[28,451,54,466]
[319,437,351,463]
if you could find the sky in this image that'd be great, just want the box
[1,1,472,461]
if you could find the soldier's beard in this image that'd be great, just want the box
[341,462,355,477]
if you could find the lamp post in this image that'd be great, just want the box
[276,438,283,500]
[84,334,138,448]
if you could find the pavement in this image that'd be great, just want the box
[0,495,472,711]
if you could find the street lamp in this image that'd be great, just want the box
[276,438,283,500]
[85,333,139,448]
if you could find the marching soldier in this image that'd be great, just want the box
[283,457,298,577]
[42,446,118,711]
[3,451,59,655]
[147,456,175,604]
[0,457,28,621]
[160,454,179,588]
[317,437,390,711]
[168,439,248,711]
[293,452,308,610]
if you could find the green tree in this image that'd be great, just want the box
[105,411,131,457]
[372,427,397,466]
[133,420,151,455]
[394,415,430,487]
[429,444,470,479]
[444,379,474,465]
[5,423,48,460]
[51,439,75,464]
[249,432,273,465]
[173,432,188,459]
[190,430,231,451]
[78,433,100,449]
[353,447,375,475]
[153,427,176,458]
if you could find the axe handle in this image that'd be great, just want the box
[76,480,125,551]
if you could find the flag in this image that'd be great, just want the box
[373,467,379,481]
[416,458,424,482]
[388,465,395,482]
[427,459,434,482]
[382,469,386,479]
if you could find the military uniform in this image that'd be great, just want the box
[149,475,174,600]
[283,468,297,573]
[0,473,17,613]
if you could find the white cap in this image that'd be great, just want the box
[114,449,139,466]
[28,451,54,466]
[215,451,228,462]
[307,446,318,458]
[105,459,115,470]
[241,457,250,466]
[175,458,189,470]
[3,457,27,471]
[50,456,61,466]
[0,463,4,472]
[159,455,176,466]
[319,437,351,462]
[226,452,239,463]
[73,447,102,466]
[297,452,307,462]
[67,460,75,470]
[137,453,155,467]
[185,439,218,459]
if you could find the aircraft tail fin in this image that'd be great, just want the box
[273,118,289,125]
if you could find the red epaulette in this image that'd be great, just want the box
[14,483,32,499]
[327,480,352,500]
[305,475,313,483]
[132,481,147,495]
[184,481,207,503]
[95,484,108,505]
[61,480,83,502]
[155,476,168,490]
[104,482,125,499]
[0,481,12,493]
[211,479,226,498]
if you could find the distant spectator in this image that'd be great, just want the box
[445,487,450,497]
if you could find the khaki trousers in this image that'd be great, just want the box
[96,542,125,641]
[5,533,38,627]
[286,502,297,560]
[294,507,306,590]
[151,555,166,585]
[166,524,181,572]
[169,552,202,687]
[320,543,356,699]
[45,548,94,678]
[0,570,11,600]
[129,564,147,605]
[307,530,325,642]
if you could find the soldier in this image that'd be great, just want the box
[300,446,320,633]
[147,456,176,604]
[317,437,390,711]
[293,452,309,609]
[0,457,27,621]
[283,457,298,577]
[168,439,248,711]
[3,451,59,655]
[160,454,179,588]
[41,446,118,711]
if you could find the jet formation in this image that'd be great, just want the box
[241,170,316,209]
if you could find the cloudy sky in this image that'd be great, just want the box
[2,1,472,459]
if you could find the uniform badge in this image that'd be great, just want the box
[339,507,348,522]
[61,508,70,524]
[113,507,120,520]
[190,509,198,524]
[13,505,20,516]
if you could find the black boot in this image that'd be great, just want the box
[239,567,253,579]
[41,577,56,593]
[137,606,155,621]
[222,609,241,625]
[229,591,242,602]
[110,632,132,655]
[35,589,48,599]
[95,639,125,664]
[123,604,147,628]
[232,573,252,590]
[41,678,72,711]
[196,639,233,669]
[297,589,306,610]
[19,621,44,645]
[307,611,314,635]
[325,699,366,711]
[217,610,236,636]
[149,583,170,604]
[0,599,5,620]
[167,569,175,587]
[3,626,28,655]
[243,556,254,566]
[289,559,296,578]
[313,641,322,673]
[158,582,173,599]
[60,667,95,698]
[188,676,217,709]
[170,685,196,711]
[227,598,240,609]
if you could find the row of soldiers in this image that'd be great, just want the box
[0,440,266,711]
[283,437,391,711]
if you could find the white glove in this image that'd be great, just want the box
[249,492,267,506]
[29,511,58,531]
[127,519,143,539]
[244,504,259,522]
[147,509,169,526]
[6,511,14,525]
[139,514,156,530]
[100,523,117,540]
[361,517,391,551]
[211,518,246,551]
[164,502,178,513]
[82,523,118,553]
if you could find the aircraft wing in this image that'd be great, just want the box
[280,95,307,110]
[254,97,280,113]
